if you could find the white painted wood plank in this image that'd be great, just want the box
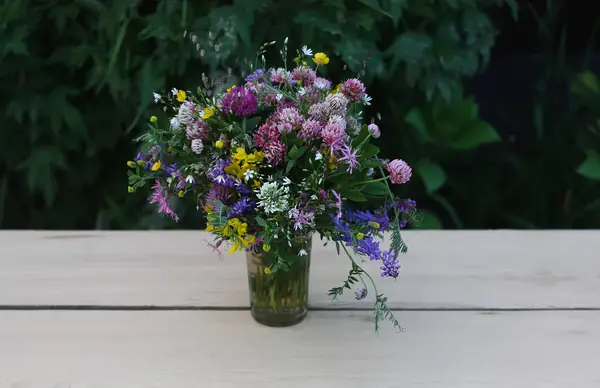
[1,310,599,387]
[0,231,599,308]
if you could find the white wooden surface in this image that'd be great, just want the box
[1,230,599,308]
[1,231,600,387]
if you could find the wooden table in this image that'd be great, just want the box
[1,230,599,387]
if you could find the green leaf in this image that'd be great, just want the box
[448,121,501,150]
[16,146,67,206]
[351,125,370,147]
[256,216,267,227]
[412,209,443,229]
[577,151,600,180]
[416,159,447,193]
[339,188,367,202]
[361,181,388,196]
[360,143,380,158]
[288,145,299,159]
[386,32,432,69]
[404,108,432,142]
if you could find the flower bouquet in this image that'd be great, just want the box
[127,40,416,332]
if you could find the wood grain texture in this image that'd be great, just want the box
[1,310,600,388]
[1,230,599,308]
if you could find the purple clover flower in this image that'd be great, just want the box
[220,85,258,117]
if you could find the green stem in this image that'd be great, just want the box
[354,176,388,185]
[340,244,380,299]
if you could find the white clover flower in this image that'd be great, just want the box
[153,92,161,103]
[191,139,203,154]
[170,117,181,130]
[256,182,290,214]
[177,101,196,126]
[301,46,313,56]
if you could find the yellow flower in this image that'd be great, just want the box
[226,85,237,93]
[368,221,381,229]
[149,115,158,123]
[167,146,173,152]
[176,90,187,103]
[224,162,241,177]
[206,225,215,232]
[232,147,247,162]
[127,161,136,168]
[312,52,330,65]
[332,83,343,94]
[356,232,364,240]
[177,190,185,198]
[215,140,224,149]
[252,180,262,189]
[201,106,215,120]
[245,235,256,245]
[245,151,264,164]
[264,267,271,275]
[263,244,271,252]
[228,241,243,254]
[151,160,162,171]
[205,205,214,214]
[127,186,135,193]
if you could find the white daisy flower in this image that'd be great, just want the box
[298,249,307,256]
[315,152,323,161]
[243,169,256,180]
[185,175,195,184]
[298,87,307,96]
[153,92,161,103]
[363,94,372,106]
[171,88,178,96]
[301,46,313,56]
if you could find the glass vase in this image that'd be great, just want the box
[246,237,312,327]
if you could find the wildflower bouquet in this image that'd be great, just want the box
[128,41,416,332]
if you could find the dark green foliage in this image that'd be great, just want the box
[3,0,596,230]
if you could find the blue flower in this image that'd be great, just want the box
[355,236,382,261]
[380,251,400,278]
[230,197,255,217]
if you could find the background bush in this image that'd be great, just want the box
[1,0,598,230]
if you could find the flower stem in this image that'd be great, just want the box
[353,176,388,186]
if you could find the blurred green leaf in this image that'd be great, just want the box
[16,146,67,205]
[386,32,432,69]
[416,159,447,193]
[412,209,443,229]
[404,108,432,142]
[577,151,600,180]
[448,121,501,150]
